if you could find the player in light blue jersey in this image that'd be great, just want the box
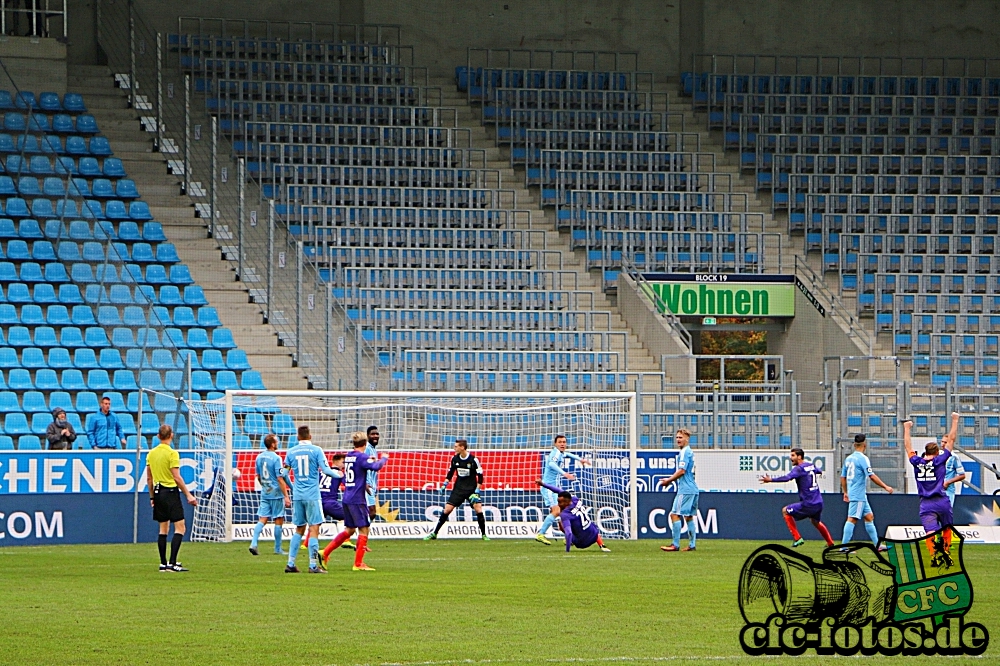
[364,426,381,520]
[944,446,967,507]
[840,434,894,547]
[536,434,590,545]
[249,434,291,556]
[659,428,699,552]
[283,425,339,574]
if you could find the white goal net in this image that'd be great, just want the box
[187,391,637,542]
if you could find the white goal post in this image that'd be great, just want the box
[187,391,638,542]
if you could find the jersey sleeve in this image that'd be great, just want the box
[169,448,181,469]
[473,455,484,484]
[560,512,574,552]
[545,452,567,477]
[771,466,801,484]
[954,458,966,475]
[840,459,849,479]
[445,456,457,481]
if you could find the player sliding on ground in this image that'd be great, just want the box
[321,432,388,571]
[249,434,291,556]
[902,411,960,567]
[424,438,489,541]
[536,434,591,545]
[534,480,611,553]
[760,448,835,548]
[284,425,342,574]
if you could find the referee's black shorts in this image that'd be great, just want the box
[153,486,185,522]
[447,488,479,507]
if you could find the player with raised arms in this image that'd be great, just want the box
[318,453,356,562]
[284,425,341,574]
[424,438,489,541]
[903,411,959,566]
[320,432,388,571]
[840,434,894,548]
[536,434,591,545]
[658,428,699,552]
[760,448,835,548]
[534,480,611,553]
[249,433,291,556]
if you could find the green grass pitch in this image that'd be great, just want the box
[0,539,997,665]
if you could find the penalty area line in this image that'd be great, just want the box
[330,655,992,666]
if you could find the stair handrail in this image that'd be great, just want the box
[794,255,873,355]
[621,255,692,352]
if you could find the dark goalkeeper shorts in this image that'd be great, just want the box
[447,488,481,508]
[153,486,184,523]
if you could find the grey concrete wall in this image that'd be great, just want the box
[684,0,1000,74]
[364,0,680,79]
[616,274,695,384]
[0,37,67,93]
[768,289,869,411]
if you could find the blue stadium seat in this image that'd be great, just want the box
[118,221,141,241]
[8,368,33,390]
[163,327,185,348]
[129,391,153,413]
[150,306,172,327]
[34,327,58,347]
[183,286,208,305]
[164,371,184,392]
[116,179,139,199]
[75,115,98,134]
[86,369,113,391]
[0,347,17,368]
[105,200,128,220]
[91,178,114,198]
[113,370,139,391]
[143,222,167,242]
[58,284,83,304]
[138,369,164,391]
[59,369,85,391]
[54,156,77,175]
[22,391,48,412]
[47,347,72,369]
[20,263,44,283]
[243,413,269,436]
[159,285,183,305]
[30,155,53,175]
[60,327,86,348]
[241,370,265,390]
[49,391,73,413]
[71,305,96,326]
[89,137,112,156]
[197,307,220,327]
[46,305,70,326]
[155,244,179,263]
[202,350,226,370]
[97,305,122,327]
[18,218,43,238]
[73,348,100,369]
[124,349,146,369]
[173,307,197,327]
[30,413,52,435]
[145,265,169,284]
[43,264,68,284]
[129,202,153,221]
[39,92,62,112]
[52,114,74,133]
[21,304,44,325]
[187,328,211,349]
[18,435,41,450]
[177,349,201,370]
[151,349,176,370]
[191,371,214,392]
[99,349,125,370]
[78,157,100,177]
[215,371,239,391]
[36,368,61,390]
[84,327,110,347]
[102,157,125,177]
[272,414,296,436]
[65,136,87,155]
[63,93,86,113]
[75,391,99,414]
[0,436,12,450]
[4,413,30,435]
[131,243,155,262]
[21,348,44,369]
[42,176,64,196]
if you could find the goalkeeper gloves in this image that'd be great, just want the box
[468,492,482,505]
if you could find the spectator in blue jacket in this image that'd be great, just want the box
[88,396,126,449]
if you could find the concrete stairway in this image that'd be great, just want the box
[67,63,309,390]
[433,77,664,381]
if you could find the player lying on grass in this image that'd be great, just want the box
[321,432,388,571]
[534,480,611,553]
[425,438,489,541]
[760,447,835,548]
[319,453,356,558]
[537,435,591,545]
[903,412,959,567]
[250,434,291,556]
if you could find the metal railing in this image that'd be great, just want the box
[97,0,383,390]
[794,255,872,355]
[0,0,66,38]
[621,256,692,351]
[690,54,1000,77]
[176,18,403,46]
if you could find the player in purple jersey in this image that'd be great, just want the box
[534,480,611,553]
[319,453,356,553]
[760,448,835,548]
[903,411,959,566]
[322,432,388,571]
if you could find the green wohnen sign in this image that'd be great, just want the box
[641,275,796,317]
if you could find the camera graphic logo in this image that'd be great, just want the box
[737,527,989,656]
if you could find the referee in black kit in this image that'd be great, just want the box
[424,439,490,541]
[146,424,199,572]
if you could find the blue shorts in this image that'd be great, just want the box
[322,499,345,521]
[541,488,558,508]
[291,499,323,527]
[671,492,699,517]
[343,502,370,529]
[786,502,823,521]
[258,497,285,520]
[847,500,872,520]
[366,489,376,508]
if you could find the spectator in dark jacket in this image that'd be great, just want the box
[46,408,77,450]
[87,396,126,449]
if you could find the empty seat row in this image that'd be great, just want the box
[0,344,247,371]
[0,283,206,306]
[0,303,216,328]
[215,104,450,129]
[0,134,111,156]
[0,197,152,220]
[715,93,1000,125]
[392,349,620,372]
[0,323,235,349]
[2,112,98,134]
[244,144,484,169]
[4,155,127,178]
[0,176,138,199]
[1,239,175,263]
[207,83,435,110]
[0,91,86,113]
[0,219,165,242]
[0,367,256,392]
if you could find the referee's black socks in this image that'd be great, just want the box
[477,512,487,536]
[157,535,168,566]
[169,533,183,565]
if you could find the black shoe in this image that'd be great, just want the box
[159,564,171,572]
[168,563,188,572]
[249,546,259,556]
[284,565,300,573]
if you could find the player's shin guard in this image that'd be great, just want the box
[323,531,350,559]
[354,535,369,568]
[273,525,283,553]
[842,520,855,544]
[157,534,168,566]
[476,512,487,537]
[687,518,696,549]
[250,521,264,549]
[865,521,879,546]
[783,514,802,540]
[539,514,555,538]
[815,521,835,547]
[670,520,682,548]
[288,533,303,567]
[169,533,183,565]
[307,536,319,568]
